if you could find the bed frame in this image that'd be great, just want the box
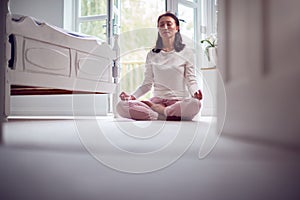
[5,14,119,117]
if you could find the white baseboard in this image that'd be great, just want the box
[11,94,109,116]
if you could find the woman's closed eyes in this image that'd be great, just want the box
[158,21,174,29]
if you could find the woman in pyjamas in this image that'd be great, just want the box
[116,12,202,121]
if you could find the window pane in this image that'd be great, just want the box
[114,0,119,9]
[178,3,195,41]
[120,0,165,60]
[121,0,165,32]
[80,0,107,16]
[79,20,106,41]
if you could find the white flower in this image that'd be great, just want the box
[200,34,217,62]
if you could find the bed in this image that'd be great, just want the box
[5,14,119,117]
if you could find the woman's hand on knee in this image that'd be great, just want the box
[193,89,203,100]
[119,92,136,101]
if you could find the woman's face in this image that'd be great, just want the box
[158,16,179,39]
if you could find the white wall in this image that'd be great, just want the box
[218,0,300,148]
[9,0,64,28]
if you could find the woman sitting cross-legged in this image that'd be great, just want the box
[116,12,202,121]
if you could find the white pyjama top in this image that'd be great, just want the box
[132,47,199,100]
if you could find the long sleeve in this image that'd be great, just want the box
[184,49,199,96]
[131,53,153,99]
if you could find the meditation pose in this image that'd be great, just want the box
[116,12,202,121]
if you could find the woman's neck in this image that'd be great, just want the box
[162,38,175,52]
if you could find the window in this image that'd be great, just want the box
[64,0,217,66]
[64,0,120,43]
[167,0,218,67]
[76,0,107,41]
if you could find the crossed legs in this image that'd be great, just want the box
[116,97,201,121]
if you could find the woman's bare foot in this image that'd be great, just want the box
[150,104,166,115]
[141,100,153,107]
[141,101,166,116]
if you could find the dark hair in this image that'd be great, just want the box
[152,12,185,53]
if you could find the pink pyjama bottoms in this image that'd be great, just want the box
[116,97,201,121]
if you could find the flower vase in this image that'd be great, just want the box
[208,47,218,67]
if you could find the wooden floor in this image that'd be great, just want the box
[0,117,299,200]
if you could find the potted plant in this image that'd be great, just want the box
[201,35,218,66]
